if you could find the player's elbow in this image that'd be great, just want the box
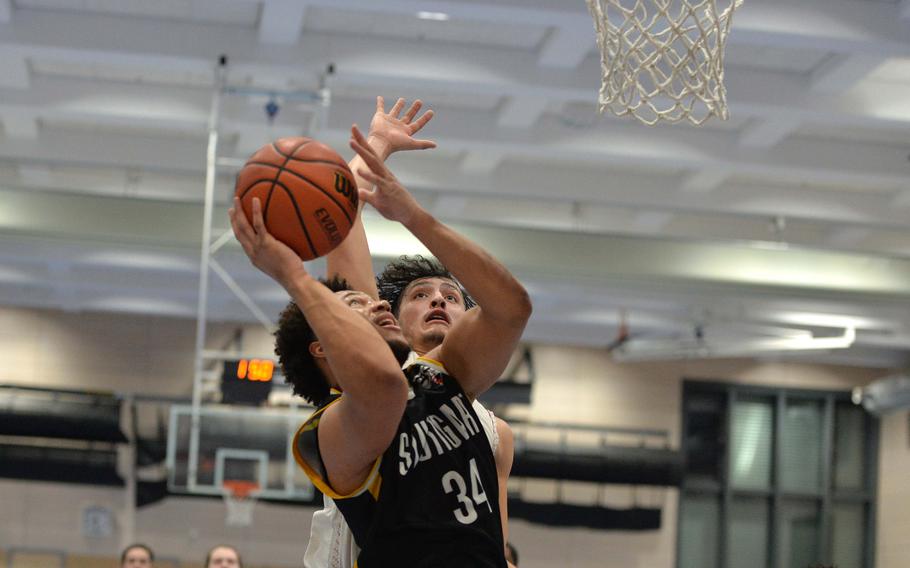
[506,284,533,324]
[373,368,409,408]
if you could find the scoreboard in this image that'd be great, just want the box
[221,359,275,405]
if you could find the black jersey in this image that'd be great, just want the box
[293,357,506,568]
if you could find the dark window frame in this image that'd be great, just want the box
[676,379,878,568]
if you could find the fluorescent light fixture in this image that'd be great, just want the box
[613,326,855,361]
[773,312,881,330]
[417,11,450,21]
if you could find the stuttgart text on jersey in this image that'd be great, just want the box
[397,393,482,476]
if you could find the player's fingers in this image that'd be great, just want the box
[389,97,406,118]
[356,168,383,186]
[350,125,378,159]
[250,197,268,237]
[410,109,434,132]
[402,100,422,124]
[350,134,387,175]
[413,139,437,150]
[351,124,377,153]
[376,95,384,113]
[358,186,376,205]
[229,205,256,256]
[230,198,255,241]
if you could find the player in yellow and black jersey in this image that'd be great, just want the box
[229,119,530,567]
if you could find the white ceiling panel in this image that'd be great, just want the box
[725,42,831,74]
[866,58,910,84]
[303,6,549,50]
[15,0,259,24]
[30,57,216,87]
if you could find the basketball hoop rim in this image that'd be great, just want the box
[223,479,261,499]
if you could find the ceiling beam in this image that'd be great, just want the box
[679,168,732,194]
[258,0,308,45]
[460,151,503,176]
[891,190,910,209]
[738,117,798,148]
[538,23,595,68]
[0,50,29,88]
[1,93,908,225]
[0,112,38,139]
[825,227,870,248]
[3,186,910,301]
[810,53,888,94]
[497,96,549,128]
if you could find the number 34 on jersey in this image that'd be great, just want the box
[442,458,493,524]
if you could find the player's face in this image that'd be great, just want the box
[396,277,467,354]
[335,290,409,353]
[206,548,239,568]
[122,549,152,568]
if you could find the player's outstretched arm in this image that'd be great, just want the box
[495,418,515,561]
[326,96,436,299]
[349,126,532,398]
[230,197,407,493]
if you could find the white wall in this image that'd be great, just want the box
[0,307,900,568]
[875,409,910,568]
[0,478,314,565]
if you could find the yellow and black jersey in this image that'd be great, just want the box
[293,357,506,568]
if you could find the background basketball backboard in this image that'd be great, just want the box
[166,404,315,502]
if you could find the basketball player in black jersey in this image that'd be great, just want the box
[228,125,531,567]
[326,99,520,566]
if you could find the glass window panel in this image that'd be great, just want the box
[726,497,770,568]
[831,502,865,567]
[730,397,774,490]
[777,499,820,568]
[780,399,823,493]
[685,392,725,482]
[834,404,865,491]
[679,494,720,568]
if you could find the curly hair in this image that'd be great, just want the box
[376,255,475,315]
[274,276,351,406]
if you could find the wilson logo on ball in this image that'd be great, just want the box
[333,172,356,206]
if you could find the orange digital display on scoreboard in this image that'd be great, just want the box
[236,359,274,382]
[222,358,275,405]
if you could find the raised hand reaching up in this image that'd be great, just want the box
[349,124,423,226]
[367,96,436,157]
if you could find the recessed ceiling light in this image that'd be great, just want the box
[417,11,450,21]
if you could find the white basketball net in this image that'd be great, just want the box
[586,0,743,125]
[223,484,259,527]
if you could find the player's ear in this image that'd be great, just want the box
[308,340,326,360]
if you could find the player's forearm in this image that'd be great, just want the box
[324,136,393,299]
[402,207,532,322]
[325,214,378,299]
[285,274,404,395]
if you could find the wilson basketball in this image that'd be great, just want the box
[234,137,357,261]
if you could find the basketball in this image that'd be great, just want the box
[234,137,358,261]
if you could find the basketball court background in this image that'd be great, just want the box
[0,1,909,567]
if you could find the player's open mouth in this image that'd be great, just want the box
[375,314,400,330]
[425,309,450,324]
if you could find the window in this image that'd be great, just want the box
[679,382,878,568]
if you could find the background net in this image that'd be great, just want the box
[586,0,743,125]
